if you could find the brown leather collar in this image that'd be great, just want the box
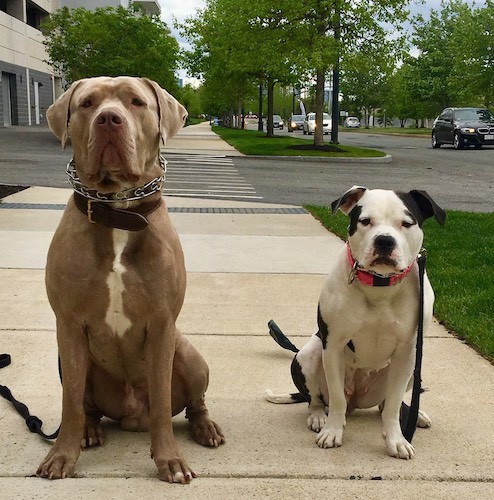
[73,192,161,231]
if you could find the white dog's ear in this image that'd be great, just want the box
[331,186,367,214]
[402,190,447,226]
[143,79,188,145]
[47,80,84,149]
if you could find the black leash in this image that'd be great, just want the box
[402,250,427,443]
[0,354,60,440]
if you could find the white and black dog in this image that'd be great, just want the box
[267,186,446,459]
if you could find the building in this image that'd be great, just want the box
[0,0,160,127]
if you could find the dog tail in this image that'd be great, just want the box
[268,320,299,353]
[265,389,307,404]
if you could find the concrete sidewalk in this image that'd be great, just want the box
[0,123,493,499]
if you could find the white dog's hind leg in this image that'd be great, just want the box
[292,335,329,432]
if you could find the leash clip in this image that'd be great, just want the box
[348,261,358,284]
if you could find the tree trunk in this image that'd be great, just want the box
[330,0,341,144]
[314,69,324,147]
[266,78,275,138]
[237,99,242,129]
[258,82,263,131]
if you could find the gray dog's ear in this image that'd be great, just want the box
[331,186,367,214]
[398,190,446,226]
[143,79,188,145]
[46,80,84,149]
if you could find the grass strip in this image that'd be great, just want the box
[344,127,431,136]
[305,206,494,363]
[213,126,386,157]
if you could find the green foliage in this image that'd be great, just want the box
[401,0,494,116]
[41,5,180,92]
[178,84,204,119]
[305,206,494,362]
[180,0,411,139]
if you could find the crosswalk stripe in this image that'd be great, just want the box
[163,153,261,200]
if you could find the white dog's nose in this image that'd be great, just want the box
[374,235,396,254]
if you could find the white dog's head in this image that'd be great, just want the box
[332,186,446,277]
[47,76,187,194]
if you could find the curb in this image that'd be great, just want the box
[223,154,393,163]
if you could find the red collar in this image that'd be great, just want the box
[346,243,415,287]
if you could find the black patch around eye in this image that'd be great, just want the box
[396,192,425,226]
[317,304,329,349]
[403,209,418,226]
[348,205,362,236]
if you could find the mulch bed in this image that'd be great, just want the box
[287,144,345,153]
[0,185,28,200]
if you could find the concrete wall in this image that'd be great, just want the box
[0,3,55,127]
[0,0,160,126]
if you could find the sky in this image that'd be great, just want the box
[157,0,484,81]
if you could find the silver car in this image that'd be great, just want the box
[303,112,331,135]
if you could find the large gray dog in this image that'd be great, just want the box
[38,76,224,483]
[267,186,446,459]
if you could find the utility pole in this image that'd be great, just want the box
[330,0,341,144]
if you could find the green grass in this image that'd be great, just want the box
[305,206,494,363]
[186,117,207,126]
[344,126,431,136]
[213,126,386,157]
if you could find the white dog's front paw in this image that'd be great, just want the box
[383,432,415,459]
[307,411,327,432]
[316,425,343,448]
[417,409,432,428]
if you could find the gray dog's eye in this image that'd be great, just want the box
[132,97,145,106]
[81,98,92,108]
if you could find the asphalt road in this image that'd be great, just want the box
[238,127,494,212]
[0,126,492,212]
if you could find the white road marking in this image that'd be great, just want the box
[163,153,261,200]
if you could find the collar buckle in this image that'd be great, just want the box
[87,199,96,224]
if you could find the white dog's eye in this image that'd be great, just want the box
[402,220,414,228]
[359,218,371,226]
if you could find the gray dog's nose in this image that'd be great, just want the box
[374,235,396,254]
[96,109,123,128]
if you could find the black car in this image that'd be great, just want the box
[432,107,494,149]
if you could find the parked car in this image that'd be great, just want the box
[343,116,360,128]
[288,114,305,132]
[303,112,331,135]
[431,107,494,149]
[273,114,284,129]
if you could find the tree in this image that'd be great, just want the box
[450,0,494,107]
[41,5,180,92]
[386,61,432,127]
[181,0,301,137]
[182,1,411,144]
[409,0,472,115]
[340,39,396,128]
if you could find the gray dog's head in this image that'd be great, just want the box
[47,76,187,194]
[332,186,446,276]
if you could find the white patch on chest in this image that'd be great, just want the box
[105,229,132,337]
